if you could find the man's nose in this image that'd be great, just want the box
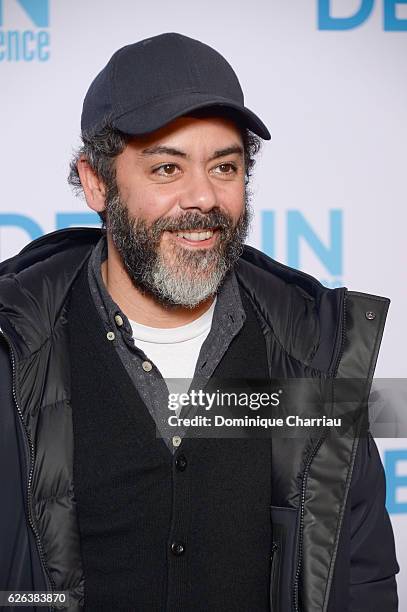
[178,170,217,213]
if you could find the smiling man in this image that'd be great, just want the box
[78,115,251,323]
[0,33,398,612]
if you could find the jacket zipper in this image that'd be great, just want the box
[332,290,347,378]
[292,289,348,611]
[270,541,280,612]
[292,435,326,612]
[0,328,56,610]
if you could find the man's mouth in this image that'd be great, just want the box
[175,229,214,241]
[167,228,218,247]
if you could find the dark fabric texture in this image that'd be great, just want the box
[327,432,399,612]
[68,259,272,611]
[0,338,47,612]
[0,228,399,611]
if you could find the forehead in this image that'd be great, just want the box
[127,115,244,152]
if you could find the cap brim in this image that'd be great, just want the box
[113,92,271,140]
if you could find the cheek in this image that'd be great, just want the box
[122,184,180,220]
[219,183,246,217]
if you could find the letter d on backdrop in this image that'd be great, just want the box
[318,0,374,29]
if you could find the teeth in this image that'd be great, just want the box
[176,230,214,241]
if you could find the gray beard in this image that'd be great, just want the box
[106,190,253,309]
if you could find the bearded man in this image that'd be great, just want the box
[0,33,399,612]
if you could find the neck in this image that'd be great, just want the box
[102,234,215,328]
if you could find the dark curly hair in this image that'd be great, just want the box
[68,110,263,224]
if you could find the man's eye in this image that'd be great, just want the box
[154,164,179,176]
[215,163,237,175]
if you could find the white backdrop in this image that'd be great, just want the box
[1,0,406,607]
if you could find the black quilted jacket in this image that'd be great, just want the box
[0,228,399,611]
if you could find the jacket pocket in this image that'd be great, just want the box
[270,506,298,612]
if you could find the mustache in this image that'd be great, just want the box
[151,210,233,234]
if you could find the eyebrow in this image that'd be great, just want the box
[140,144,244,161]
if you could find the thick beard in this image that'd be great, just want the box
[105,188,253,309]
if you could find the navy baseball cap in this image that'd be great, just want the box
[81,32,271,140]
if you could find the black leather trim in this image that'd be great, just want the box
[300,292,390,612]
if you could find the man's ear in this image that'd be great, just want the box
[77,156,107,215]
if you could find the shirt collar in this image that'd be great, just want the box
[87,235,246,341]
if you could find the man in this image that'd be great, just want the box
[0,32,399,612]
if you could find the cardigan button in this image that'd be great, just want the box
[171,542,185,556]
[175,454,187,471]
[172,435,182,448]
[142,360,153,372]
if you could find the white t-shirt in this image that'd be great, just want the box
[129,297,217,397]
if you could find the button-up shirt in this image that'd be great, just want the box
[87,236,246,453]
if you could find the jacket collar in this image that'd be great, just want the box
[0,227,345,371]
